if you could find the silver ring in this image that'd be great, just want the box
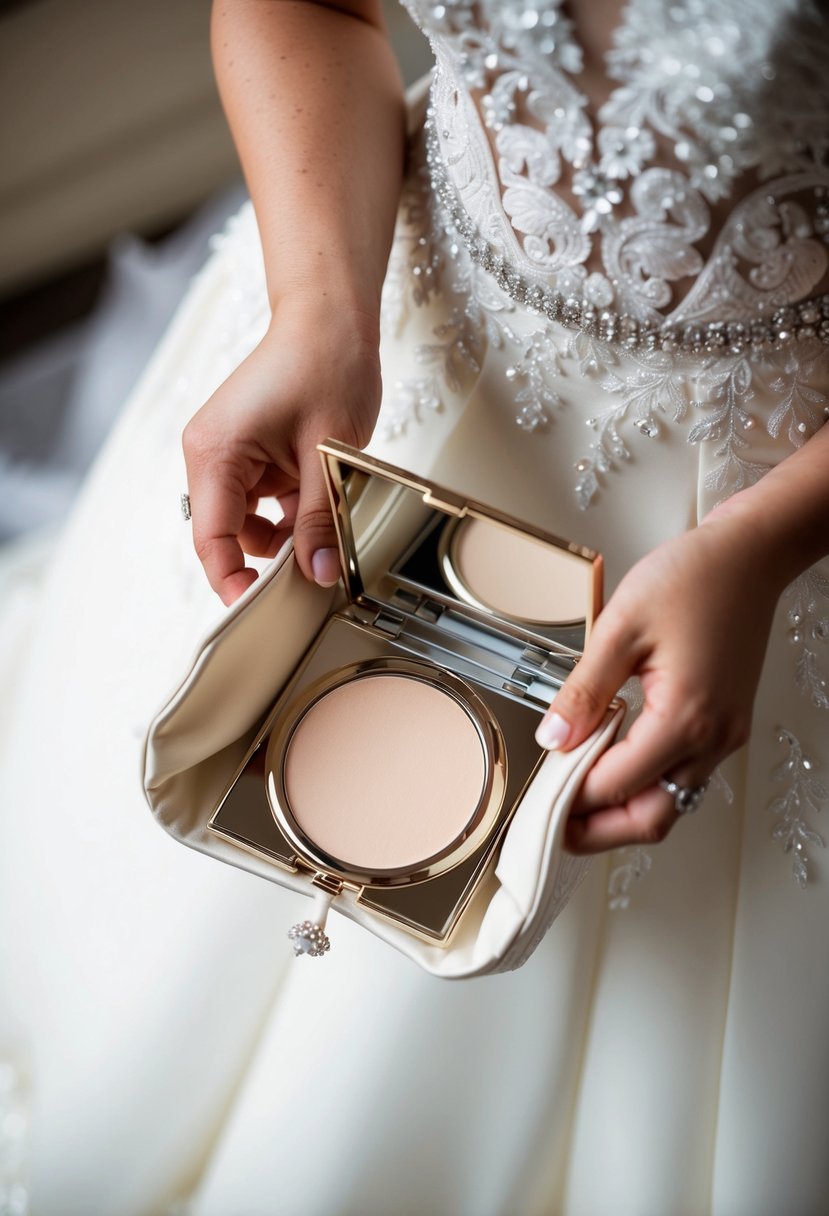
[659,777,709,815]
[180,492,191,522]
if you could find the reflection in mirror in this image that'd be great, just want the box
[440,516,590,627]
[328,451,597,652]
[385,490,592,652]
[342,470,432,592]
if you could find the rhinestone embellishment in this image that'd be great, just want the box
[424,108,829,358]
[287,920,331,958]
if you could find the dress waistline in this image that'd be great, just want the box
[424,106,829,361]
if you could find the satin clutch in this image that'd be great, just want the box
[143,443,623,979]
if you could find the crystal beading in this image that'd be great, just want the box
[424,108,829,360]
[287,920,331,958]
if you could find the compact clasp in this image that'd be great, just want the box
[287,873,343,959]
[311,872,344,896]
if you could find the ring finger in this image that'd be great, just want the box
[565,762,712,855]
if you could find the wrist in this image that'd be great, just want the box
[701,486,816,595]
[267,290,381,355]
[264,244,386,336]
[700,421,829,589]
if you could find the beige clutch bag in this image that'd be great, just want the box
[143,443,624,979]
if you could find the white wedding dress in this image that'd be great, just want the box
[2,2,829,1214]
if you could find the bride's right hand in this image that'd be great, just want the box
[182,301,381,605]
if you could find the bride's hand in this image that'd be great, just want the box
[535,503,785,854]
[182,302,381,605]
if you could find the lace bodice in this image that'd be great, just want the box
[373,2,829,893]
[402,0,829,344]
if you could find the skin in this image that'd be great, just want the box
[184,0,405,600]
[184,0,829,856]
[556,441,829,853]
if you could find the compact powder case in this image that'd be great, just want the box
[268,657,507,884]
[209,442,603,948]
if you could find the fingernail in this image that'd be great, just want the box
[535,711,571,751]
[311,547,340,587]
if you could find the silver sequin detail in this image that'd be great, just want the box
[424,107,829,359]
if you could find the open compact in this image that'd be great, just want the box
[208,441,603,954]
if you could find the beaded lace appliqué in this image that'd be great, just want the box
[406,0,829,336]
[784,566,829,713]
[769,728,828,887]
[767,565,829,885]
[387,1,829,499]
[384,152,829,508]
[607,846,652,910]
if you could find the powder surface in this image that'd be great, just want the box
[283,674,486,871]
[452,516,590,624]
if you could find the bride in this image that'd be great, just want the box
[2,1,828,1213]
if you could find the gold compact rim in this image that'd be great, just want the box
[437,514,588,629]
[264,657,507,889]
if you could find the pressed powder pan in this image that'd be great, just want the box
[282,670,487,871]
[266,658,507,889]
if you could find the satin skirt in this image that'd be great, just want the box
[2,137,829,1216]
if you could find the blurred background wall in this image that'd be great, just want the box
[0,0,432,544]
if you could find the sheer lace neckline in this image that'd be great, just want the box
[405,0,829,330]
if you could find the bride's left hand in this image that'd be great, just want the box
[537,504,785,854]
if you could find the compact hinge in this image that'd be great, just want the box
[519,645,578,679]
[372,608,406,637]
[519,645,549,670]
[504,646,550,694]
[504,668,533,692]
[505,645,576,703]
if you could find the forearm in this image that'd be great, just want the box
[704,419,829,589]
[212,0,406,333]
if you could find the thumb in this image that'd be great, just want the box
[535,619,633,752]
[292,443,342,586]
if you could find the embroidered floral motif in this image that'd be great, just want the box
[380,376,444,439]
[598,124,656,181]
[765,339,829,447]
[578,343,828,509]
[784,567,829,712]
[383,167,829,502]
[769,727,828,887]
[710,765,735,806]
[507,327,565,431]
[608,846,653,910]
[564,345,690,506]
[688,354,773,498]
[408,0,829,328]
[604,763,733,910]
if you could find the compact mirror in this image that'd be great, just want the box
[321,442,602,652]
